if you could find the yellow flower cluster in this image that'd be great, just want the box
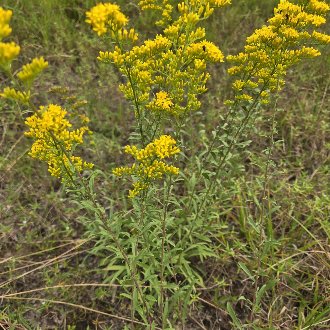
[312,30,330,43]
[17,57,48,84]
[187,41,225,63]
[0,87,30,104]
[138,0,173,26]
[0,7,12,39]
[88,1,230,195]
[86,2,128,34]
[93,1,227,117]
[308,0,330,12]
[139,0,231,27]
[0,41,20,67]
[25,104,93,185]
[0,7,47,107]
[113,135,180,198]
[86,2,138,41]
[226,0,330,105]
[147,91,174,113]
[0,7,20,71]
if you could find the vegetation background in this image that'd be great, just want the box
[0,0,329,329]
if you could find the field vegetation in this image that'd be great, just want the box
[0,0,329,329]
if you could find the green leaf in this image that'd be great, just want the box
[254,279,277,313]
[227,302,243,330]
[238,261,255,283]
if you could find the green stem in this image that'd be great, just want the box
[181,88,265,246]
[160,176,172,329]
[182,68,258,215]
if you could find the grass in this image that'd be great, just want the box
[0,0,329,329]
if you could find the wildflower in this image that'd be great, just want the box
[25,104,93,185]
[211,0,232,6]
[98,47,125,66]
[235,93,253,102]
[0,41,20,70]
[0,7,20,70]
[113,135,180,197]
[138,0,173,26]
[194,58,207,70]
[17,57,48,84]
[187,41,224,63]
[312,31,330,43]
[154,91,173,110]
[89,0,228,118]
[232,80,245,91]
[0,87,30,104]
[226,0,330,104]
[124,35,172,63]
[259,90,270,104]
[0,7,12,40]
[308,0,330,13]
[117,28,138,42]
[147,91,174,113]
[85,2,129,36]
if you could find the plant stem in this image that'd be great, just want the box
[160,177,172,328]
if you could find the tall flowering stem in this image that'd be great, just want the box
[0,7,20,71]
[25,104,93,185]
[86,1,230,197]
[201,0,330,181]
[185,0,330,240]
[87,1,227,129]
[226,0,330,106]
[0,5,150,319]
[0,6,93,187]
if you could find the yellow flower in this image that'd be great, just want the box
[128,181,149,198]
[187,41,224,63]
[0,7,20,70]
[0,41,20,69]
[125,35,172,62]
[17,57,48,84]
[308,0,330,13]
[232,80,245,91]
[227,0,330,103]
[116,28,138,42]
[25,104,93,185]
[139,0,173,26]
[312,31,330,43]
[211,0,232,5]
[0,7,12,40]
[147,91,174,113]
[154,91,173,110]
[113,135,180,197]
[86,2,129,36]
[0,87,30,104]
[88,0,228,118]
[235,93,253,102]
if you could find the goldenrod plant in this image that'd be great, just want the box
[0,8,20,71]
[1,0,330,328]
[24,104,93,185]
[0,7,93,187]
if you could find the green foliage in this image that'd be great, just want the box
[0,0,329,329]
